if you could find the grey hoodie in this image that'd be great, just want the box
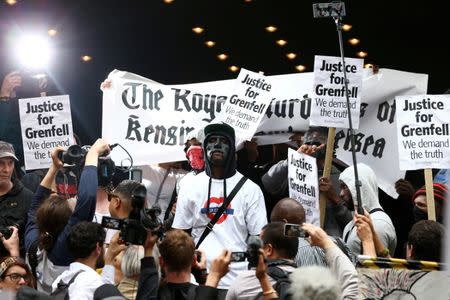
[341,163,397,255]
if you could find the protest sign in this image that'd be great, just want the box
[287,148,319,225]
[216,69,273,142]
[396,94,450,170]
[19,95,73,170]
[310,55,363,128]
[102,68,427,197]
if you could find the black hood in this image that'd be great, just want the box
[202,123,237,179]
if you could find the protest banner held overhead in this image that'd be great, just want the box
[216,68,274,143]
[19,95,74,170]
[310,55,364,129]
[396,94,450,170]
[287,148,319,226]
[102,68,427,198]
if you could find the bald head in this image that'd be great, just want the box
[270,198,305,225]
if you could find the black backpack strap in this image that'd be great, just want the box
[195,176,248,249]
[267,265,289,281]
[267,265,292,300]
[57,270,84,289]
[369,208,384,214]
[344,224,355,243]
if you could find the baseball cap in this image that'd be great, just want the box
[0,141,18,161]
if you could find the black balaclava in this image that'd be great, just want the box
[202,123,237,215]
[202,123,237,179]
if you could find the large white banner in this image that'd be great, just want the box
[396,94,450,170]
[102,68,427,198]
[287,148,319,225]
[310,55,363,128]
[19,95,73,170]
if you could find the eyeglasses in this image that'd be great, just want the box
[3,273,30,283]
[107,193,119,202]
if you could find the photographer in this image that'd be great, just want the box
[136,229,231,300]
[0,141,33,258]
[24,139,111,292]
[226,222,298,300]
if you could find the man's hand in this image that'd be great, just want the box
[319,177,340,204]
[90,138,111,156]
[356,209,375,233]
[255,249,267,281]
[355,214,373,242]
[395,179,415,199]
[297,143,325,156]
[302,223,335,250]
[50,146,65,170]
[100,79,112,90]
[1,71,22,98]
[85,139,111,166]
[104,232,126,265]
[0,227,20,257]
[143,229,160,257]
[205,249,231,288]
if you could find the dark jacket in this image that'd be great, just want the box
[136,257,218,300]
[25,165,98,266]
[0,178,33,257]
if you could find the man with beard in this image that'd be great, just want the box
[173,123,267,299]
[51,221,124,300]
[0,141,33,257]
[341,163,397,256]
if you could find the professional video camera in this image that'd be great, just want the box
[101,184,164,245]
[230,235,263,269]
[57,144,124,188]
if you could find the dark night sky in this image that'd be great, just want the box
[1,0,448,145]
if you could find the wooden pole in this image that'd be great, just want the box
[319,127,336,228]
[424,168,436,221]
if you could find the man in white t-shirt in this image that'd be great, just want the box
[173,123,267,298]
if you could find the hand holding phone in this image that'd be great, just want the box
[230,251,247,262]
[284,223,309,238]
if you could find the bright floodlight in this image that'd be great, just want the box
[15,34,52,70]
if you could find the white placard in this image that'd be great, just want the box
[396,94,450,170]
[19,95,73,170]
[216,68,274,142]
[310,55,363,128]
[287,148,319,226]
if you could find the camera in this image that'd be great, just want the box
[58,145,86,165]
[57,144,117,188]
[230,236,263,269]
[0,226,13,240]
[284,223,309,238]
[101,185,164,245]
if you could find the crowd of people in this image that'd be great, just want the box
[0,73,448,300]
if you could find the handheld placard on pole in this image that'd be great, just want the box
[313,1,363,215]
[319,127,336,227]
[424,168,436,221]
